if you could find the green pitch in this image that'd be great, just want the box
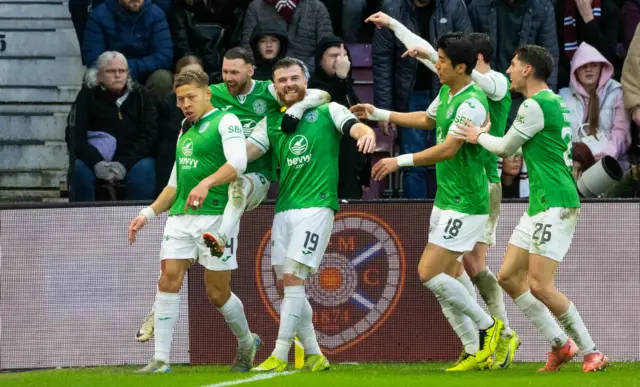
[2,363,639,387]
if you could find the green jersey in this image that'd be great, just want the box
[169,109,245,216]
[482,71,511,183]
[512,90,580,215]
[267,102,356,213]
[209,80,281,180]
[427,83,490,215]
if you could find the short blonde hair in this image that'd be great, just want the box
[174,69,209,90]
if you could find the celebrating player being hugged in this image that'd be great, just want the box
[247,57,376,372]
[128,69,260,374]
[351,32,504,371]
[455,45,610,373]
[365,11,519,370]
[134,48,330,345]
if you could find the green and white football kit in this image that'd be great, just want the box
[427,83,490,254]
[160,109,246,271]
[505,90,580,262]
[478,70,511,247]
[257,102,358,272]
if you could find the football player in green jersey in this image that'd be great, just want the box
[351,33,504,371]
[365,12,519,369]
[247,58,376,372]
[128,70,261,374]
[202,47,330,257]
[455,45,609,373]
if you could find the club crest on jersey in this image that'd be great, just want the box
[255,212,406,354]
[253,99,267,114]
[446,106,455,119]
[182,138,194,156]
[304,109,319,123]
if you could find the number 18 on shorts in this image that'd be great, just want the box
[428,207,489,254]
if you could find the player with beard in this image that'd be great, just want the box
[247,57,376,372]
[128,69,258,373]
[135,48,330,349]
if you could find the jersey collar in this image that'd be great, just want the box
[236,80,256,104]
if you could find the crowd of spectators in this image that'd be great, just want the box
[64,0,640,201]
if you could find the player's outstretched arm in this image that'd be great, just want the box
[329,102,377,152]
[349,122,377,153]
[366,12,437,72]
[455,99,540,157]
[471,71,509,101]
[184,114,247,212]
[350,103,435,130]
[128,175,177,245]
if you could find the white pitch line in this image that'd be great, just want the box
[201,371,297,387]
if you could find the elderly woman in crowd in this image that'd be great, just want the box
[66,51,159,201]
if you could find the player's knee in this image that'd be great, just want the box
[276,280,284,299]
[158,268,184,292]
[206,284,231,308]
[528,278,553,302]
[497,270,516,292]
[283,258,310,286]
[417,265,434,283]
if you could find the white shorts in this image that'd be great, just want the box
[508,207,580,262]
[243,173,270,211]
[271,207,334,272]
[429,206,489,254]
[478,182,502,246]
[160,215,239,271]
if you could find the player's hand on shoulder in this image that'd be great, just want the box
[455,119,490,144]
[281,113,300,135]
[371,157,399,181]
[357,132,376,154]
[365,11,392,29]
[128,215,148,245]
[350,104,376,120]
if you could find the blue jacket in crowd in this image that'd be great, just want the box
[82,0,173,81]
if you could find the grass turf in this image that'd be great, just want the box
[1,362,638,387]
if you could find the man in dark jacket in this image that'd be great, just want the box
[83,0,174,100]
[372,0,471,198]
[468,0,558,126]
[66,51,159,202]
[554,0,621,88]
[241,0,334,72]
[249,24,289,81]
[309,36,371,198]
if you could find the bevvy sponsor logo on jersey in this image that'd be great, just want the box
[179,138,199,169]
[255,212,406,354]
[287,135,312,169]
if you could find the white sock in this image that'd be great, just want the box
[272,285,305,361]
[150,301,156,315]
[472,267,512,337]
[154,291,180,363]
[514,290,568,348]
[425,273,494,330]
[297,298,322,355]
[218,179,248,240]
[456,272,476,299]
[217,292,254,349]
[557,302,597,355]
[439,298,479,355]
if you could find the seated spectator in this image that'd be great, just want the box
[621,0,640,53]
[83,0,174,101]
[309,35,371,198]
[559,42,631,171]
[168,0,250,83]
[155,55,205,192]
[66,51,158,202]
[249,24,288,81]
[241,0,334,72]
[554,0,621,89]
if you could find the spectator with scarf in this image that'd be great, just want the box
[554,0,621,89]
[240,0,334,72]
